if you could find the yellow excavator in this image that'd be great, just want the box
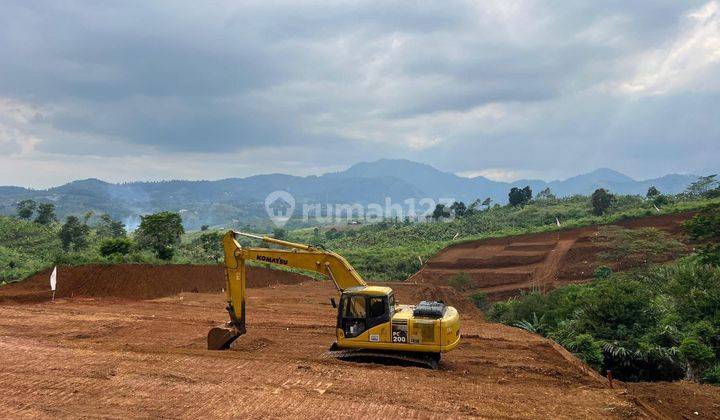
[208,231,461,368]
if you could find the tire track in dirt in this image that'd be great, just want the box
[0,283,651,419]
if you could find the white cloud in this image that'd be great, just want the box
[0,98,45,156]
[619,1,720,96]
[457,168,522,182]
[0,98,44,125]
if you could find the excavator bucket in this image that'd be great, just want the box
[207,324,244,350]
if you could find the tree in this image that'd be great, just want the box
[509,186,532,206]
[99,237,134,256]
[97,214,126,238]
[60,216,90,251]
[686,175,718,197]
[16,199,37,220]
[522,186,533,203]
[482,197,492,209]
[449,201,467,217]
[466,199,482,215]
[135,211,185,260]
[200,224,209,231]
[34,203,57,225]
[684,204,720,265]
[537,188,556,201]
[508,188,523,206]
[431,204,450,220]
[646,186,660,198]
[591,188,614,215]
[190,231,223,262]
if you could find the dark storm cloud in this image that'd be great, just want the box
[0,0,718,184]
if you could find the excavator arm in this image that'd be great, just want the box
[208,230,367,350]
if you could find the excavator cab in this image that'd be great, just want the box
[208,231,460,368]
[337,289,394,338]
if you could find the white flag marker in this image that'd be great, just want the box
[555,217,561,227]
[49,266,57,302]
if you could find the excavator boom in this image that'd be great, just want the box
[208,230,367,349]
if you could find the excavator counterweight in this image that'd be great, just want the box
[207,230,461,368]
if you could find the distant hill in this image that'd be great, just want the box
[0,160,700,229]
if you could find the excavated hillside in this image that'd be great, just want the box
[1,262,719,418]
[409,212,695,301]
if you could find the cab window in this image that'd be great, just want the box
[368,297,386,318]
[346,296,366,318]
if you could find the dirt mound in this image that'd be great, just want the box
[0,264,311,303]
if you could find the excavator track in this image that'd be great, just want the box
[324,345,441,370]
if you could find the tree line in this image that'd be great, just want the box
[13,199,190,261]
[430,174,720,221]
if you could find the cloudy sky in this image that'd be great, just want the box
[1,1,719,188]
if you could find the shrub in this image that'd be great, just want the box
[448,273,470,291]
[567,333,604,371]
[99,238,134,256]
[690,321,717,345]
[701,365,720,384]
[156,246,175,260]
[684,204,720,265]
[470,291,488,310]
[680,337,715,378]
[488,301,512,321]
[594,265,612,279]
[575,279,658,341]
[665,262,720,325]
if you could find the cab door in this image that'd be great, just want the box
[338,295,367,338]
[337,294,391,340]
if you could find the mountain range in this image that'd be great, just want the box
[0,159,700,230]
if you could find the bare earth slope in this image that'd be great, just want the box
[409,212,695,301]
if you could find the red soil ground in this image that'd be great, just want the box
[0,264,307,303]
[410,212,695,301]
[1,262,718,418]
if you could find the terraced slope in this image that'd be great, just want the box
[409,212,694,301]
